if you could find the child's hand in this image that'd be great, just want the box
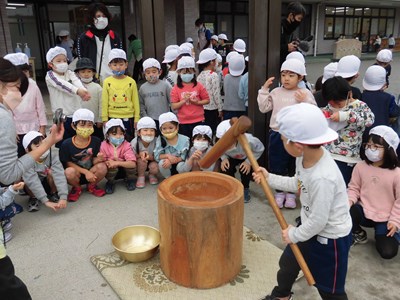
[262,77,275,90]
[140,151,149,161]
[44,201,61,212]
[85,171,97,183]
[169,156,181,164]
[239,161,251,175]
[162,159,172,168]
[329,112,340,122]
[191,150,203,160]
[97,152,105,162]
[282,224,294,244]
[47,123,65,144]
[57,199,67,209]
[387,222,398,237]
[220,158,230,172]
[12,182,25,191]
[77,88,91,101]
[106,160,119,169]
[294,89,307,102]
[252,167,269,184]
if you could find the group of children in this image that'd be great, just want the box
[1,34,400,300]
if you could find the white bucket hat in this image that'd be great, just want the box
[322,62,338,83]
[58,30,70,37]
[193,125,212,139]
[137,117,157,131]
[277,103,338,145]
[72,108,94,123]
[280,58,307,76]
[362,65,386,91]
[197,48,217,64]
[186,37,193,43]
[216,120,231,139]
[218,33,228,41]
[180,42,194,49]
[165,45,180,53]
[286,51,305,64]
[105,118,125,134]
[22,131,43,149]
[178,44,192,56]
[211,35,219,41]
[216,54,222,63]
[46,46,67,63]
[108,49,127,63]
[370,125,400,150]
[143,58,161,71]
[159,112,179,127]
[376,49,392,63]
[4,53,29,66]
[226,51,239,64]
[228,54,245,76]
[162,48,180,63]
[177,56,195,71]
[335,55,360,78]
[233,39,246,53]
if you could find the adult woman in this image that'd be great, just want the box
[76,2,122,83]
[0,57,64,299]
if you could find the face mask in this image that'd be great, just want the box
[40,149,50,161]
[54,62,68,73]
[193,141,209,151]
[76,127,94,138]
[181,73,194,83]
[365,148,383,162]
[80,77,93,84]
[141,135,154,143]
[146,75,159,84]
[112,70,125,76]
[162,130,178,139]
[2,88,22,111]
[109,136,124,147]
[94,17,108,30]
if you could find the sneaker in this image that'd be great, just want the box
[262,294,293,300]
[275,192,285,208]
[126,179,136,191]
[105,182,115,194]
[48,192,60,203]
[149,175,159,185]
[4,231,12,243]
[87,183,106,197]
[136,176,145,189]
[244,188,251,203]
[28,197,40,212]
[68,186,82,202]
[14,203,23,214]
[352,229,368,246]
[284,193,297,209]
[2,220,12,232]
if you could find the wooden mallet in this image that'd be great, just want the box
[198,116,316,286]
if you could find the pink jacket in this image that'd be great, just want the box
[348,161,400,229]
[99,140,136,162]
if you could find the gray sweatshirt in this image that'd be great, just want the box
[0,104,35,185]
[22,150,69,203]
[139,80,171,120]
[223,74,246,112]
[0,186,18,210]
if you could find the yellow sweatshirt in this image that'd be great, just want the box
[101,76,140,122]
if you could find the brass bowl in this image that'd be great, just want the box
[112,225,160,262]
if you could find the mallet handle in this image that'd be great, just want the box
[237,133,316,286]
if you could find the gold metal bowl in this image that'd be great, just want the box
[112,225,160,262]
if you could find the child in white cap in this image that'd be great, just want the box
[374,49,392,87]
[348,125,400,259]
[233,38,246,54]
[253,103,352,300]
[0,182,24,243]
[321,76,374,186]
[217,33,230,65]
[238,56,249,114]
[131,117,159,188]
[180,125,215,172]
[197,48,222,134]
[314,62,338,107]
[45,46,91,147]
[98,119,137,193]
[162,47,179,86]
[257,58,315,208]
[362,65,400,140]
[210,35,219,51]
[154,112,190,178]
[102,48,140,141]
[59,108,107,201]
[223,54,246,120]
[4,53,47,157]
[75,57,104,139]
[22,131,68,212]
[139,58,172,130]
[335,55,362,100]
[170,56,210,138]
[217,120,265,203]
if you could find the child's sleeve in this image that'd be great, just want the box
[69,71,85,89]
[33,83,48,127]
[238,76,246,102]
[389,170,400,230]
[304,89,317,105]
[199,83,210,100]
[340,101,375,128]
[166,81,172,107]
[347,163,362,205]
[268,173,298,193]
[257,87,273,113]
[131,80,140,122]
[389,95,400,118]
[245,134,265,164]
[22,168,48,203]
[170,86,180,103]
[139,87,147,117]
[101,81,109,122]
[45,70,79,95]
[154,137,164,162]
[50,152,69,201]
[122,143,137,162]
[0,186,18,210]
[97,85,103,123]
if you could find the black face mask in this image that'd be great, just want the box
[283,15,301,34]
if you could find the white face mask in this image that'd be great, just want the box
[193,141,209,151]
[2,88,22,111]
[141,135,154,143]
[40,149,50,161]
[94,17,108,30]
[365,148,382,162]
[54,62,68,73]
[80,77,93,84]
